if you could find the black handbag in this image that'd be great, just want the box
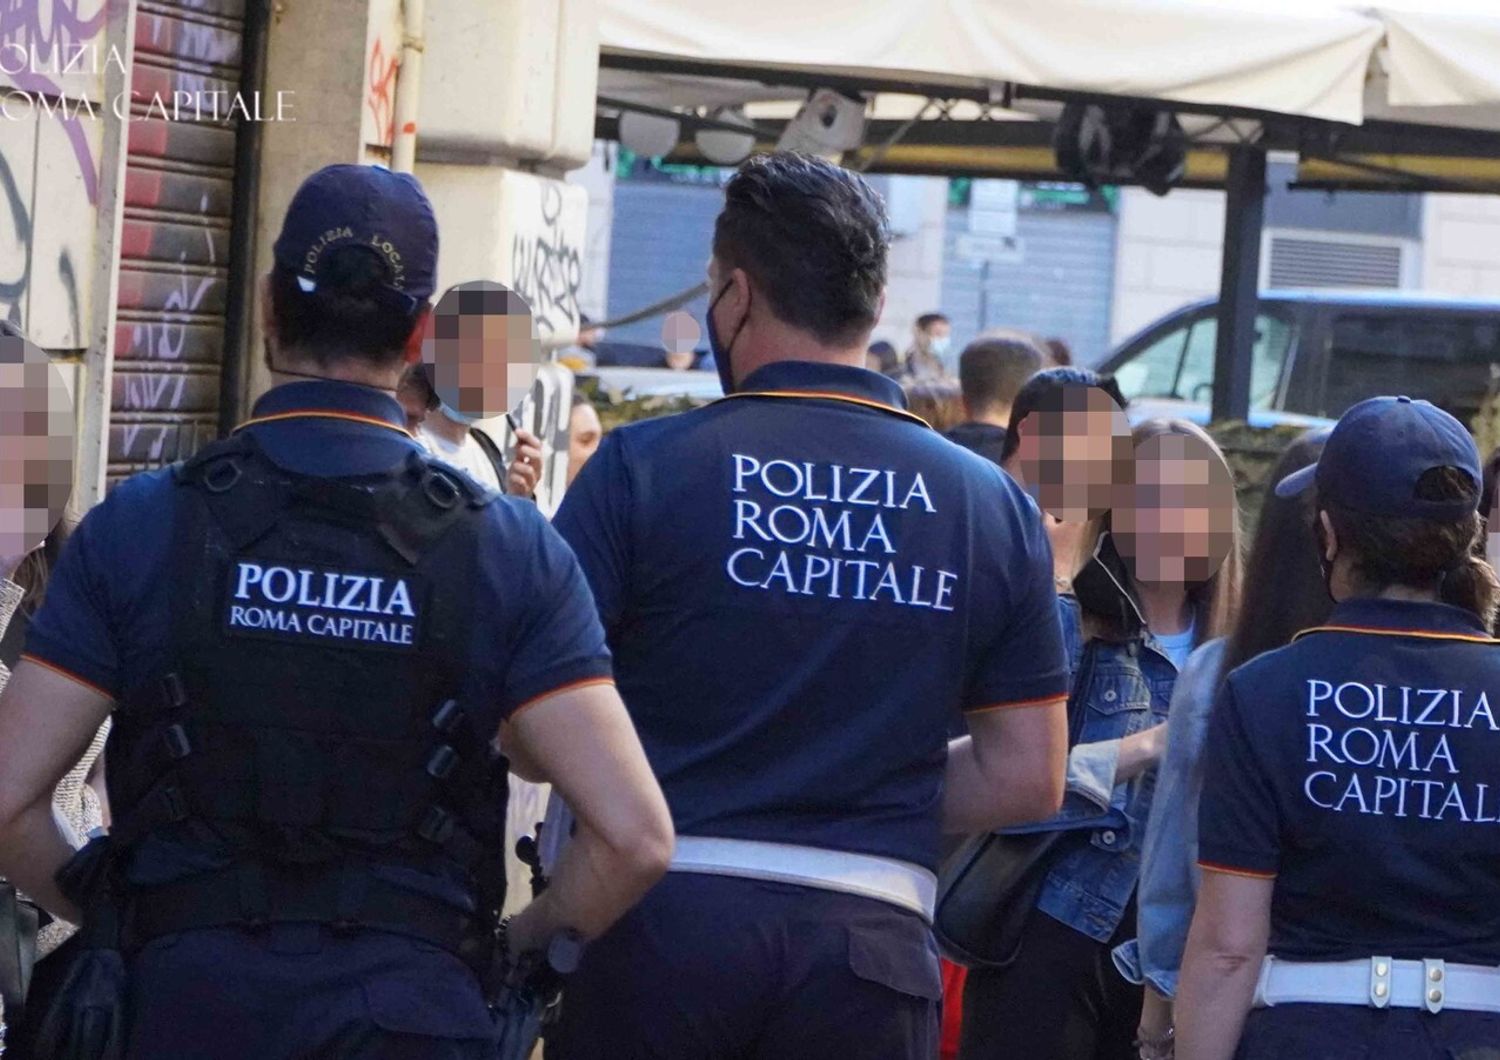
[0,879,40,1025]
[933,827,1069,969]
[934,623,1102,970]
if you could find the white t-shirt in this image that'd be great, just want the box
[416,424,502,492]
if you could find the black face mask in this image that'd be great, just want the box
[706,280,746,397]
[1071,531,1147,633]
[1314,519,1337,603]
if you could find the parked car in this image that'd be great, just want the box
[1099,290,1500,428]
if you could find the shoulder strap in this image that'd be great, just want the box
[174,432,290,551]
[469,426,508,485]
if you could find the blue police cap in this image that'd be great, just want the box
[1275,395,1481,520]
[272,164,438,302]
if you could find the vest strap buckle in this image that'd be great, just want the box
[162,724,193,761]
[426,745,458,781]
[203,457,243,494]
[432,699,463,735]
[418,805,455,845]
[161,672,189,710]
[422,469,461,510]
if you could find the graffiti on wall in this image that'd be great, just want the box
[511,181,584,342]
[0,0,107,345]
[365,36,397,150]
[0,0,109,202]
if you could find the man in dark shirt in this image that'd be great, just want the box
[944,334,1046,466]
[550,152,1068,1059]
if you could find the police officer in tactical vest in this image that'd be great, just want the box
[0,164,673,1059]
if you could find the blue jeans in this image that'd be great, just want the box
[1237,1004,1500,1060]
[552,873,941,1059]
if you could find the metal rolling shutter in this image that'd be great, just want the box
[111,0,244,484]
[606,181,721,347]
[943,206,1118,366]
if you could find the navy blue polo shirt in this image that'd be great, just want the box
[1199,598,1500,963]
[553,361,1068,871]
[27,378,611,785]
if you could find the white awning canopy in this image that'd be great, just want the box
[600,0,1500,130]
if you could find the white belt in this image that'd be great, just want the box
[668,836,937,922]
[1254,955,1500,1014]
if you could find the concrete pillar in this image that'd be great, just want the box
[414,0,600,345]
[244,0,603,408]
[242,0,394,407]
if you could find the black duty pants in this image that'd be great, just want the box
[957,901,1141,1060]
[1236,1003,1500,1060]
[551,872,941,1060]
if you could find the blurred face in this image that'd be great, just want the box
[424,283,541,419]
[0,334,74,566]
[1042,511,1089,585]
[567,403,602,487]
[1488,490,1500,570]
[1114,432,1236,587]
[1013,386,1133,524]
[918,320,951,354]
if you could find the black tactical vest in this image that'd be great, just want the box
[109,432,509,962]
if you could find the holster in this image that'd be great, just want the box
[9,839,129,1060]
[0,879,39,1029]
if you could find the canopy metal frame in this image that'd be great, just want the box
[597,50,1500,422]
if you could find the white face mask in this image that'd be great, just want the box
[928,335,952,357]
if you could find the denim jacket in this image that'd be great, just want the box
[1112,637,1226,995]
[1002,541,1182,944]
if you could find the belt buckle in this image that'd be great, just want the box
[1369,955,1392,1008]
[1424,958,1446,1014]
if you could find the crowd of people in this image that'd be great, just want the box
[0,151,1496,1060]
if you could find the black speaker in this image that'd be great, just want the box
[1054,102,1187,197]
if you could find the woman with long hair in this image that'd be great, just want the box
[959,418,1243,1060]
[1178,397,1500,1060]
[1117,428,1331,1060]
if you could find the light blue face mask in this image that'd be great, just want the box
[929,334,952,357]
[438,401,477,426]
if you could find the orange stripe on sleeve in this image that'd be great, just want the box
[507,677,617,723]
[1198,860,1277,881]
[18,653,115,701]
[965,691,1069,715]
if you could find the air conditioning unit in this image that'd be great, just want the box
[1263,231,1413,289]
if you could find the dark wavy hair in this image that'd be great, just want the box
[269,244,426,367]
[1324,467,1499,629]
[1220,429,1333,675]
[712,152,889,346]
